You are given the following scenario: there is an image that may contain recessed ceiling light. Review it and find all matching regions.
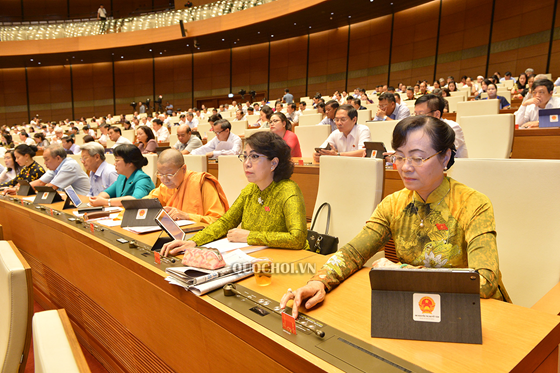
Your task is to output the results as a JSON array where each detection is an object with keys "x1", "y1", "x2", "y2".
[{"x1": 30, "y1": 58, "x2": 33, "y2": 61}]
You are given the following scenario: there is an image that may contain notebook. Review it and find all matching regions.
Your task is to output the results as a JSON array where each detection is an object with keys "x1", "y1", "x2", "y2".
[{"x1": 369, "y1": 267, "x2": 482, "y2": 344}]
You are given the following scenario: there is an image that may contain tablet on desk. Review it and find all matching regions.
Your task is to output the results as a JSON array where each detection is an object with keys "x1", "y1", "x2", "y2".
[
  {"x1": 155, "y1": 209, "x2": 187, "y2": 241},
  {"x1": 364, "y1": 142, "x2": 386, "y2": 158},
  {"x1": 538, "y1": 108, "x2": 560, "y2": 128}
]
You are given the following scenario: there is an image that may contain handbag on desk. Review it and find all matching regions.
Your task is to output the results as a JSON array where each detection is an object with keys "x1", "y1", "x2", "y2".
[{"x1": 307, "y1": 202, "x2": 339, "y2": 255}]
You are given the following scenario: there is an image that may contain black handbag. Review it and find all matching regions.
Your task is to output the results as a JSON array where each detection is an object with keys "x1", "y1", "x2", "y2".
[{"x1": 307, "y1": 202, "x2": 339, "y2": 255}]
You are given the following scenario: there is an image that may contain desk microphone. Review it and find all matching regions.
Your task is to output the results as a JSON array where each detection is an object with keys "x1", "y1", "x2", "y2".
[{"x1": 223, "y1": 283, "x2": 325, "y2": 338}]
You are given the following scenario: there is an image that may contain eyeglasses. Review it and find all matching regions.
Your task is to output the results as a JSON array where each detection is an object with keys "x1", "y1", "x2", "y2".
[
  {"x1": 270, "y1": 119, "x2": 282, "y2": 124},
  {"x1": 414, "y1": 110, "x2": 435, "y2": 116},
  {"x1": 156, "y1": 168, "x2": 182, "y2": 180},
  {"x1": 390, "y1": 151, "x2": 442, "y2": 167},
  {"x1": 334, "y1": 117, "x2": 350, "y2": 123},
  {"x1": 238, "y1": 154, "x2": 268, "y2": 163}
]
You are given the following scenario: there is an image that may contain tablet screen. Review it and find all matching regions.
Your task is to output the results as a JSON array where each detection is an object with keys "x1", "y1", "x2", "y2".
[
  {"x1": 156, "y1": 210, "x2": 184, "y2": 240},
  {"x1": 64, "y1": 186, "x2": 82, "y2": 206}
]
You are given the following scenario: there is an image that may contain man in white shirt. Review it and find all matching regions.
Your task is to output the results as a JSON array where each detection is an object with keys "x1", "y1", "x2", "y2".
[
  {"x1": 97, "y1": 124, "x2": 109, "y2": 146},
  {"x1": 108, "y1": 126, "x2": 133, "y2": 148},
  {"x1": 191, "y1": 119, "x2": 242, "y2": 158},
  {"x1": 97, "y1": 5, "x2": 107, "y2": 20},
  {"x1": 414, "y1": 95, "x2": 468, "y2": 158},
  {"x1": 313, "y1": 104, "x2": 371, "y2": 162},
  {"x1": 374, "y1": 92, "x2": 411, "y2": 121},
  {"x1": 51, "y1": 128, "x2": 64, "y2": 145},
  {"x1": 80, "y1": 142, "x2": 118, "y2": 197},
  {"x1": 232, "y1": 110, "x2": 246, "y2": 122},
  {"x1": 516, "y1": 79, "x2": 560, "y2": 128},
  {"x1": 286, "y1": 103, "x2": 300, "y2": 125},
  {"x1": 318, "y1": 100, "x2": 338, "y2": 132},
  {"x1": 185, "y1": 112, "x2": 199, "y2": 129},
  {"x1": 152, "y1": 119, "x2": 170, "y2": 142}
]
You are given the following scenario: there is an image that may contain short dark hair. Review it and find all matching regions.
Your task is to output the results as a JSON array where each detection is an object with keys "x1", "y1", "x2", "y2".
[
  {"x1": 20, "y1": 131, "x2": 29, "y2": 138},
  {"x1": 415, "y1": 94, "x2": 445, "y2": 115},
  {"x1": 392, "y1": 116, "x2": 456, "y2": 169},
  {"x1": 113, "y1": 144, "x2": 149, "y2": 170},
  {"x1": 137, "y1": 125, "x2": 155, "y2": 141},
  {"x1": 245, "y1": 131, "x2": 293, "y2": 182},
  {"x1": 83, "y1": 135, "x2": 95, "y2": 143},
  {"x1": 378, "y1": 92, "x2": 396, "y2": 103},
  {"x1": 213, "y1": 119, "x2": 232, "y2": 131},
  {"x1": 337, "y1": 104, "x2": 357, "y2": 121},
  {"x1": 353, "y1": 98, "x2": 361, "y2": 106},
  {"x1": 152, "y1": 118, "x2": 163, "y2": 127},
  {"x1": 301, "y1": 101, "x2": 307, "y2": 106},
  {"x1": 62, "y1": 136, "x2": 74, "y2": 144},
  {"x1": 33, "y1": 132, "x2": 45, "y2": 141},
  {"x1": 109, "y1": 126, "x2": 122, "y2": 135},
  {"x1": 289, "y1": 103, "x2": 297, "y2": 110},
  {"x1": 325, "y1": 100, "x2": 339, "y2": 110},
  {"x1": 533, "y1": 79, "x2": 554, "y2": 93},
  {"x1": 271, "y1": 112, "x2": 292, "y2": 131},
  {"x1": 284, "y1": 88, "x2": 290, "y2": 93},
  {"x1": 208, "y1": 114, "x2": 222, "y2": 123}
]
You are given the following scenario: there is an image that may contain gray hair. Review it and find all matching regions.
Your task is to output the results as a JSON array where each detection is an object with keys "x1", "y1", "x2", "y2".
[
  {"x1": 45, "y1": 144, "x2": 67, "y2": 159},
  {"x1": 79, "y1": 142, "x2": 106, "y2": 161}
]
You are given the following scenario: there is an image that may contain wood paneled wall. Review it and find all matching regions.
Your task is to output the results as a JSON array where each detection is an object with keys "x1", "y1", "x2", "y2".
[{"x1": 1, "y1": 0, "x2": 559, "y2": 125}]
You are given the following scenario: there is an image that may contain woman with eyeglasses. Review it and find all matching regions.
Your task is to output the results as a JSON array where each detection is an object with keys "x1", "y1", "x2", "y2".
[
  {"x1": 89, "y1": 144, "x2": 155, "y2": 207},
  {"x1": 162, "y1": 131, "x2": 309, "y2": 257},
  {"x1": 269, "y1": 112, "x2": 302, "y2": 157},
  {"x1": 280, "y1": 115, "x2": 510, "y2": 318}
]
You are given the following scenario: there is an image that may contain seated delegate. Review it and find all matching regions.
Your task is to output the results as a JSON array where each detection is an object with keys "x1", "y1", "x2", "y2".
[
  {"x1": 148, "y1": 149, "x2": 229, "y2": 225},
  {"x1": 136, "y1": 125, "x2": 158, "y2": 154},
  {"x1": 0, "y1": 150, "x2": 19, "y2": 185},
  {"x1": 281, "y1": 116, "x2": 511, "y2": 318},
  {"x1": 30, "y1": 145, "x2": 90, "y2": 195},
  {"x1": 89, "y1": 144, "x2": 155, "y2": 207},
  {"x1": 0, "y1": 144, "x2": 45, "y2": 193},
  {"x1": 162, "y1": 131, "x2": 309, "y2": 256},
  {"x1": 313, "y1": 104, "x2": 371, "y2": 162},
  {"x1": 269, "y1": 112, "x2": 302, "y2": 157}
]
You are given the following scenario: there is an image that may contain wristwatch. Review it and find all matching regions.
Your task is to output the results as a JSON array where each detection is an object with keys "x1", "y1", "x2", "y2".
[
  {"x1": 383, "y1": 115, "x2": 388, "y2": 121},
  {"x1": 108, "y1": 199, "x2": 111, "y2": 207}
]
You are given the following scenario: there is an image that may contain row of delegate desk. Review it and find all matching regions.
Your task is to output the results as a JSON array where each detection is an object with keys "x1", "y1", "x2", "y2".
[{"x1": 1, "y1": 189, "x2": 559, "y2": 372}]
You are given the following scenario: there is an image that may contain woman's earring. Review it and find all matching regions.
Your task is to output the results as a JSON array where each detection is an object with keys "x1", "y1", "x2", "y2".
[{"x1": 444, "y1": 166, "x2": 448, "y2": 171}]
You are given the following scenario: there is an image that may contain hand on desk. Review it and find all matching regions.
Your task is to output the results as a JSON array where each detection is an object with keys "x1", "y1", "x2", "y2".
[
  {"x1": 164, "y1": 206, "x2": 189, "y2": 221},
  {"x1": 2, "y1": 187, "x2": 16, "y2": 195},
  {"x1": 279, "y1": 280, "x2": 326, "y2": 319},
  {"x1": 226, "y1": 228, "x2": 249, "y2": 242},
  {"x1": 161, "y1": 239, "x2": 196, "y2": 257},
  {"x1": 89, "y1": 196, "x2": 108, "y2": 207}
]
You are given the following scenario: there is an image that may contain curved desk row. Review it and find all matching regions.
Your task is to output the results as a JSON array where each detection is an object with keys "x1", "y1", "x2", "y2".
[{"x1": 0, "y1": 196, "x2": 559, "y2": 373}]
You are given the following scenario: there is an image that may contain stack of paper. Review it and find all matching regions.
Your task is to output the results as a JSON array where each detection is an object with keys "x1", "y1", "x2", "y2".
[{"x1": 165, "y1": 249, "x2": 255, "y2": 296}]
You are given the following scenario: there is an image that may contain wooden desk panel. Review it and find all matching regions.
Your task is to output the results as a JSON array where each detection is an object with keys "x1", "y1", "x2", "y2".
[
  {"x1": 1, "y1": 198, "x2": 559, "y2": 372},
  {"x1": 511, "y1": 128, "x2": 560, "y2": 159}
]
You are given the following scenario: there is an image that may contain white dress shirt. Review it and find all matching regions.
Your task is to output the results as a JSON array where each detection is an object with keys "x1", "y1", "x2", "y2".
[
  {"x1": 514, "y1": 96, "x2": 560, "y2": 125},
  {"x1": 155, "y1": 126, "x2": 170, "y2": 142},
  {"x1": 191, "y1": 132, "x2": 242, "y2": 158},
  {"x1": 374, "y1": 103, "x2": 411, "y2": 121},
  {"x1": 319, "y1": 124, "x2": 371, "y2": 153}
]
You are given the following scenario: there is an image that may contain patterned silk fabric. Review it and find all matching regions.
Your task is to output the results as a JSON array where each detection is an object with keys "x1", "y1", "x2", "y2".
[
  {"x1": 311, "y1": 177, "x2": 510, "y2": 302},
  {"x1": 0, "y1": 161, "x2": 45, "y2": 188},
  {"x1": 191, "y1": 179, "x2": 310, "y2": 250}
]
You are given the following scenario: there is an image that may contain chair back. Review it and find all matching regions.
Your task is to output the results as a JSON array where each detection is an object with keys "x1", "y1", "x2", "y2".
[
  {"x1": 143, "y1": 154, "x2": 158, "y2": 184},
  {"x1": 218, "y1": 155, "x2": 248, "y2": 205},
  {"x1": 357, "y1": 109, "x2": 372, "y2": 124},
  {"x1": 34, "y1": 155, "x2": 47, "y2": 170},
  {"x1": 294, "y1": 125, "x2": 331, "y2": 158},
  {"x1": 459, "y1": 114, "x2": 514, "y2": 158},
  {"x1": 244, "y1": 128, "x2": 270, "y2": 139},
  {"x1": 365, "y1": 121, "x2": 398, "y2": 152},
  {"x1": 121, "y1": 130, "x2": 135, "y2": 144},
  {"x1": 33, "y1": 309, "x2": 91, "y2": 373},
  {"x1": 246, "y1": 115, "x2": 260, "y2": 126},
  {"x1": 456, "y1": 99, "x2": 500, "y2": 124},
  {"x1": 168, "y1": 134, "x2": 178, "y2": 148},
  {"x1": 448, "y1": 159, "x2": 560, "y2": 307},
  {"x1": 0, "y1": 241, "x2": 33, "y2": 373},
  {"x1": 312, "y1": 157, "x2": 384, "y2": 248},
  {"x1": 183, "y1": 155, "x2": 207, "y2": 172},
  {"x1": 197, "y1": 123, "x2": 212, "y2": 140},
  {"x1": 444, "y1": 95, "x2": 465, "y2": 113},
  {"x1": 230, "y1": 121, "x2": 248, "y2": 136},
  {"x1": 299, "y1": 113, "x2": 323, "y2": 126}
]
